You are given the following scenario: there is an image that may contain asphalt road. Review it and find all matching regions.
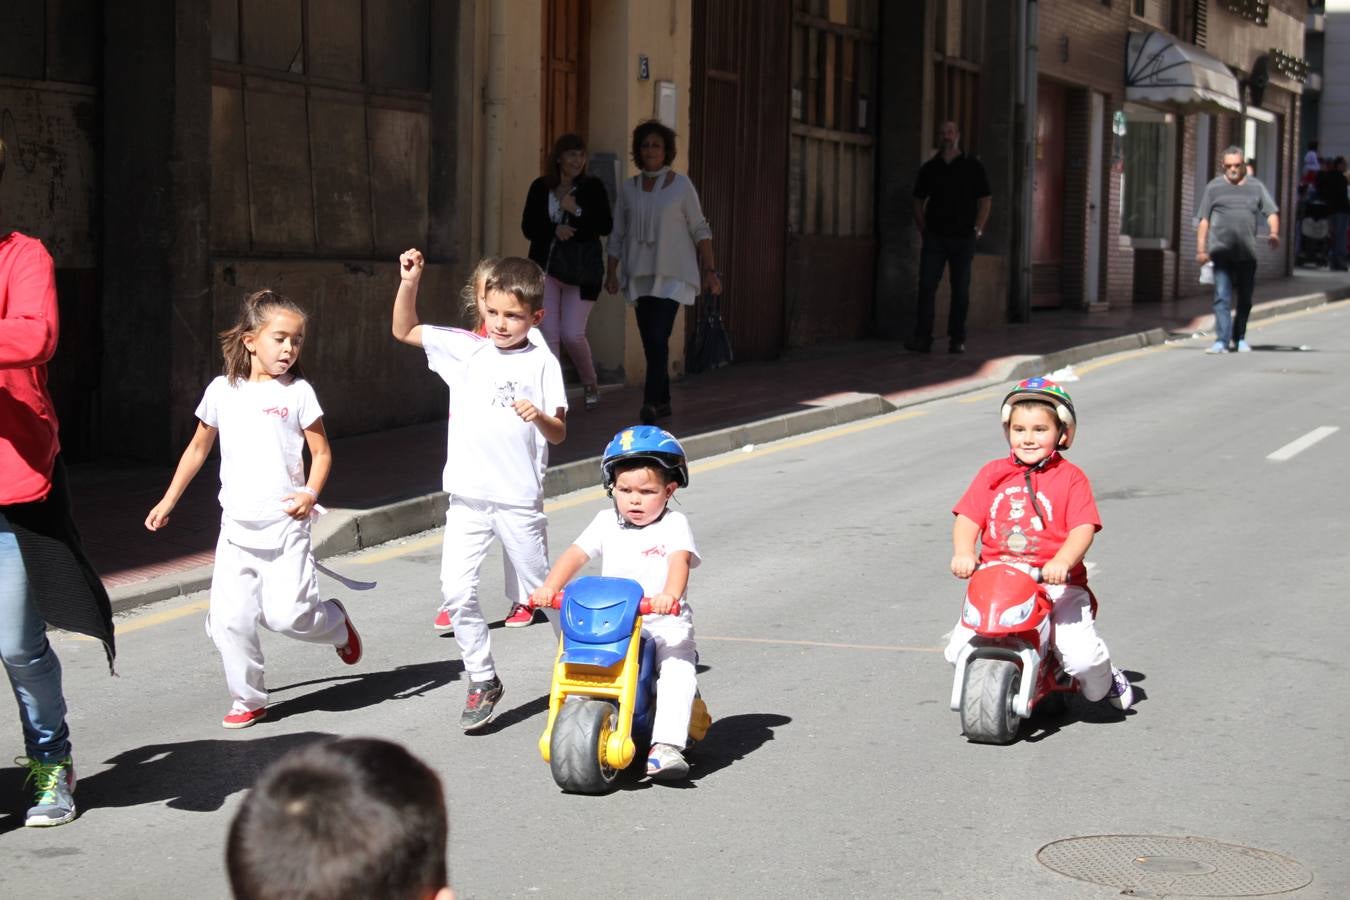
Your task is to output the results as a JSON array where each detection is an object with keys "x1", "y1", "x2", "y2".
[{"x1": 3, "y1": 303, "x2": 1347, "y2": 899}]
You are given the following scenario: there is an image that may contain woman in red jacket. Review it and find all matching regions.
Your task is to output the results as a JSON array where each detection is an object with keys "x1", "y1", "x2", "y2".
[{"x1": 1, "y1": 138, "x2": 114, "y2": 827}]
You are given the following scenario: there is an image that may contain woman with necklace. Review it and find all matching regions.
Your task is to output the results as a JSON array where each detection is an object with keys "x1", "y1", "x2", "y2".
[
  {"x1": 522, "y1": 133, "x2": 613, "y2": 409},
  {"x1": 605, "y1": 120, "x2": 721, "y2": 425}
]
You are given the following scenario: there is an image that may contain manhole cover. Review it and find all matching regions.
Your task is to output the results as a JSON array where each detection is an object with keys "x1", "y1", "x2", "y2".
[{"x1": 1037, "y1": 835, "x2": 1312, "y2": 897}]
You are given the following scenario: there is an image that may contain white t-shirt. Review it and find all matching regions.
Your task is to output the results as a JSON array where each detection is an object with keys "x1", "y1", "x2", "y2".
[
  {"x1": 423, "y1": 326, "x2": 567, "y2": 506},
  {"x1": 573, "y1": 508, "x2": 701, "y2": 610},
  {"x1": 195, "y1": 375, "x2": 322, "y2": 535}
]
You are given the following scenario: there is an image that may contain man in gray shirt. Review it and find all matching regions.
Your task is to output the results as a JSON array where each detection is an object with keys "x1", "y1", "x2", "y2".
[{"x1": 1196, "y1": 145, "x2": 1280, "y2": 354}]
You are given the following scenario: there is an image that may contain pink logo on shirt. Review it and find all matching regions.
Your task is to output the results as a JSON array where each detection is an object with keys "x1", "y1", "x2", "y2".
[
  {"x1": 640, "y1": 545, "x2": 667, "y2": 558},
  {"x1": 262, "y1": 406, "x2": 290, "y2": 420}
]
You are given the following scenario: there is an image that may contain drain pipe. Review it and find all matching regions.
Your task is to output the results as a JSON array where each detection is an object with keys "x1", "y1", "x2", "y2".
[
  {"x1": 482, "y1": 0, "x2": 507, "y2": 256},
  {"x1": 1013, "y1": 0, "x2": 1039, "y2": 323}
]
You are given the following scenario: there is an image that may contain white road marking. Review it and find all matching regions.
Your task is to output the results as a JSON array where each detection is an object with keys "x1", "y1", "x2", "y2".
[{"x1": 1267, "y1": 426, "x2": 1339, "y2": 462}]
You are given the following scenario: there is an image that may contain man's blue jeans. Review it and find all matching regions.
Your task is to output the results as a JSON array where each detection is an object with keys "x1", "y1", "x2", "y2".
[
  {"x1": 0, "y1": 510, "x2": 71, "y2": 762},
  {"x1": 915, "y1": 234, "x2": 976, "y2": 345},
  {"x1": 1212, "y1": 259, "x2": 1257, "y2": 347}
]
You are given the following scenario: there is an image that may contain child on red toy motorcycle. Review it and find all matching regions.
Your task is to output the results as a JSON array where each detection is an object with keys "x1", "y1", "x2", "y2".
[{"x1": 944, "y1": 378, "x2": 1133, "y2": 710}]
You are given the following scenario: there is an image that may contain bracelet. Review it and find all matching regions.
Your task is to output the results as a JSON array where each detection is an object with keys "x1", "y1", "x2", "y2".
[{"x1": 296, "y1": 486, "x2": 318, "y2": 498}]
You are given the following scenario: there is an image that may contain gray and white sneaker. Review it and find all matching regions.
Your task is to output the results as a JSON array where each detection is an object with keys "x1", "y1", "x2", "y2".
[
  {"x1": 646, "y1": 742, "x2": 690, "y2": 780},
  {"x1": 19, "y1": 756, "x2": 77, "y2": 827},
  {"x1": 1107, "y1": 667, "x2": 1134, "y2": 711},
  {"x1": 460, "y1": 677, "x2": 504, "y2": 731}
]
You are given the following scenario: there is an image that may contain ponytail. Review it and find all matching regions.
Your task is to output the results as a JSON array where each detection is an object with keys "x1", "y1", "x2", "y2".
[{"x1": 219, "y1": 289, "x2": 308, "y2": 385}]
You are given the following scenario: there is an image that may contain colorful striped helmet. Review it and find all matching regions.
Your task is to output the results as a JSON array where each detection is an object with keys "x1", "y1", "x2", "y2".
[
  {"x1": 601, "y1": 425, "x2": 690, "y2": 489},
  {"x1": 1000, "y1": 377, "x2": 1077, "y2": 449}
]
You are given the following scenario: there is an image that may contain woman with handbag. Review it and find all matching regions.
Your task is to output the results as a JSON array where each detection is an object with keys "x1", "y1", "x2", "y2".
[
  {"x1": 522, "y1": 133, "x2": 612, "y2": 409},
  {"x1": 605, "y1": 120, "x2": 721, "y2": 425}
]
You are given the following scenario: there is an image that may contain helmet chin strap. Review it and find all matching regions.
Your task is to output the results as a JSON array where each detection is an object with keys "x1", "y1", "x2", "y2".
[
  {"x1": 614, "y1": 501, "x2": 670, "y2": 529},
  {"x1": 1012, "y1": 450, "x2": 1058, "y2": 531}
]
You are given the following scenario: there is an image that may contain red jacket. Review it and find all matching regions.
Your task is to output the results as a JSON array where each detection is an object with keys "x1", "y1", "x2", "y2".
[{"x1": 0, "y1": 232, "x2": 60, "y2": 505}]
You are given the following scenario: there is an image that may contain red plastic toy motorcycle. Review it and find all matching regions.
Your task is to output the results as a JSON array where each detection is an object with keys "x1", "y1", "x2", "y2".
[{"x1": 947, "y1": 563, "x2": 1096, "y2": 744}]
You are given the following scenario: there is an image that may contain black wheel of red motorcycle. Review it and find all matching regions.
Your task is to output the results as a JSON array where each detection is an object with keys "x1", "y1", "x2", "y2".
[{"x1": 960, "y1": 658, "x2": 1023, "y2": 744}]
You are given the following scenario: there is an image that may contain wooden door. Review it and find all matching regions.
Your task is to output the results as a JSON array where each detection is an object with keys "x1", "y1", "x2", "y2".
[
  {"x1": 541, "y1": 0, "x2": 589, "y2": 169},
  {"x1": 690, "y1": 0, "x2": 790, "y2": 361}
]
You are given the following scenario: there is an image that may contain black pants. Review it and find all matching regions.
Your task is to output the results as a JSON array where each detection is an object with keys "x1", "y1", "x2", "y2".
[
  {"x1": 915, "y1": 234, "x2": 976, "y2": 345},
  {"x1": 635, "y1": 296, "x2": 680, "y2": 406}
]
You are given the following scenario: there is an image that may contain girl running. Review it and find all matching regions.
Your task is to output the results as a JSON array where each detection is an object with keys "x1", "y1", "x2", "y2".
[{"x1": 146, "y1": 289, "x2": 361, "y2": 729}]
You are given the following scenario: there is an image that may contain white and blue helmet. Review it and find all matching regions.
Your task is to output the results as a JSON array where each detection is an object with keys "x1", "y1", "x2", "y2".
[{"x1": 600, "y1": 426, "x2": 690, "y2": 489}]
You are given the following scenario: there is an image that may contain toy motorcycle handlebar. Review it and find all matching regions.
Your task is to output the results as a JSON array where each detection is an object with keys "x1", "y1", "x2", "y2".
[
  {"x1": 530, "y1": 591, "x2": 680, "y2": 617},
  {"x1": 978, "y1": 563, "x2": 1043, "y2": 583}
]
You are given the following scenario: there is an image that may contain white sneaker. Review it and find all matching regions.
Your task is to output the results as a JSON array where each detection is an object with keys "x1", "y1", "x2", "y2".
[
  {"x1": 1236, "y1": 340, "x2": 1252, "y2": 353},
  {"x1": 646, "y1": 742, "x2": 690, "y2": 780},
  {"x1": 1107, "y1": 667, "x2": 1134, "y2": 711},
  {"x1": 1205, "y1": 341, "x2": 1228, "y2": 354}
]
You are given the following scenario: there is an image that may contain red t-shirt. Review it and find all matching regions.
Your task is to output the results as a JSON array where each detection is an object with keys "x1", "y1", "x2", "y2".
[
  {"x1": 0, "y1": 232, "x2": 60, "y2": 505},
  {"x1": 953, "y1": 453, "x2": 1102, "y2": 586}
]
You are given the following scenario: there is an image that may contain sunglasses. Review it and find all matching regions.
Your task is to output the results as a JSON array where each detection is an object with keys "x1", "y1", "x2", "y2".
[{"x1": 1223, "y1": 163, "x2": 1245, "y2": 169}]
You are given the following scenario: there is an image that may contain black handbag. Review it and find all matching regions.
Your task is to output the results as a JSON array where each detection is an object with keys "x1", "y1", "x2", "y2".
[
  {"x1": 543, "y1": 196, "x2": 605, "y2": 291},
  {"x1": 688, "y1": 290, "x2": 734, "y2": 373}
]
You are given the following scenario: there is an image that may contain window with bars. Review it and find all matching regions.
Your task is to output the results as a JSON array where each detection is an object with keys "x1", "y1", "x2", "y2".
[
  {"x1": 788, "y1": 0, "x2": 879, "y2": 238},
  {"x1": 932, "y1": 0, "x2": 983, "y2": 155}
]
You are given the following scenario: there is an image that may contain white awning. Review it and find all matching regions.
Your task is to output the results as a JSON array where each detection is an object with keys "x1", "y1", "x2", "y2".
[{"x1": 1125, "y1": 31, "x2": 1243, "y2": 114}]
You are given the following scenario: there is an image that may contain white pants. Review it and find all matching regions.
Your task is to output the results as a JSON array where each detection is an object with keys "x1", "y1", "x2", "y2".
[
  {"x1": 439, "y1": 496, "x2": 556, "y2": 681},
  {"x1": 943, "y1": 583, "x2": 1113, "y2": 701},
  {"x1": 208, "y1": 522, "x2": 348, "y2": 711},
  {"x1": 644, "y1": 607, "x2": 699, "y2": 747},
  {"x1": 436, "y1": 553, "x2": 526, "y2": 614}
]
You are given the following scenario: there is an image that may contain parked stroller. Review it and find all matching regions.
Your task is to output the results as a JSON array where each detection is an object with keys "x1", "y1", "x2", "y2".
[{"x1": 1297, "y1": 197, "x2": 1331, "y2": 268}]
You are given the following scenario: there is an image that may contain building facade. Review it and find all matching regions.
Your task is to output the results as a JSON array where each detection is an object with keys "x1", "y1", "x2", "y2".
[{"x1": 0, "y1": 0, "x2": 1309, "y2": 464}]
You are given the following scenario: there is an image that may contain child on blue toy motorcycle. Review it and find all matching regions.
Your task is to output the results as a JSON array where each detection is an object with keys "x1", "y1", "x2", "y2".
[{"x1": 530, "y1": 426, "x2": 701, "y2": 780}]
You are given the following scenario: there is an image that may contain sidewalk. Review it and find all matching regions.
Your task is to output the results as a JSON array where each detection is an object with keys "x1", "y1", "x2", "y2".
[{"x1": 75, "y1": 269, "x2": 1349, "y2": 611}]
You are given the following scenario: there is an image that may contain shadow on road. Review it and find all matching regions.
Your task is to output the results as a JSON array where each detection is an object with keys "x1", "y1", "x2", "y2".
[
  {"x1": 0, "y1": 730, "x2": 335, "y2": 833},
  {"x1": 266, "y1": 659, "x2": 464, "y2": 723},
  {"x1": 1023, "y1": 668, "x2": 1146, "y2": 743},
  {"x1": 466, "y1": 693, "x2": 551, "y2": 735},
  {"x1": 616, "y1": 711, "x2": 794, "y2": 791}
]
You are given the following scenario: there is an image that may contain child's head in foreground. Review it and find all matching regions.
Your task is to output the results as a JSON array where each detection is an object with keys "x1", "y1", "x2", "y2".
[
  {"x1": 480, "y1": 257, "x2": 545, "y2": 349},
  {"x1": 227, "y1": 737, "x2": 453, "y2": 900},
  {"x1": 600, "y1": 426, "x2": 690, "y2": 527},
  {"x1": 999, "y1": 377, "x2": 1077, "y2": 466}
]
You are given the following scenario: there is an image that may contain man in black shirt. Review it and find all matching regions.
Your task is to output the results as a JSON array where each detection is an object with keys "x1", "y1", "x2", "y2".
[
  {"x1": 909, "y1": 121, "x2": 991, "y2": 354},
  {"x1": 1315, "y1": 156, "x2": 1349, "y2": 271}
]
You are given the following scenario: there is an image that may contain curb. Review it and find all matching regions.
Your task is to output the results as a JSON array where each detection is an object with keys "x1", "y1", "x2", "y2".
[{"x1": 106, "y1": 288, "x2": 1347, "y2": 615}]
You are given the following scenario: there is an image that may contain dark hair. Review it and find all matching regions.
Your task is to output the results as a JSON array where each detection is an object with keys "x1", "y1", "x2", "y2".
[
  {"x1": 0, "y1": 137, "x2": 7, "y2": 182},
  {"x1": 219, "y1": 290, "x2": 309, "y2": 385},
  {"x1": 630, "y1": 119, "x2": 677, "y2": 170},
  {"x1": 484, "y1": 256, "x2": 545, "y2": 313},
  {"x1": 610, "y1": 457, "x2": 678, "y2": 486},
  {"x1": 227, "y1": 738, "x2": 448, "y2": 900},
  {"x1": 545, "y1": 133, "x2": 588, "y2": 188}
]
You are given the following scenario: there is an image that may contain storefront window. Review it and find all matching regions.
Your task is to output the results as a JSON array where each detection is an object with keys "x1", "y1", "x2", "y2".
[
  {"x1": 1121, "y1": 105, "x2": 1176, "y2": 244},
  {"x1": 1242, "y1": 109, "x2": 1280, "y2": 202}
]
